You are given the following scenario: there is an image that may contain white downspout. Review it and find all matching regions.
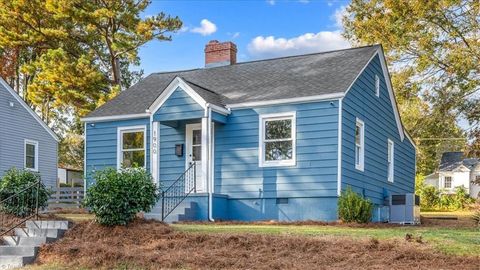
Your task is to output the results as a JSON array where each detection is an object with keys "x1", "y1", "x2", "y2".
[{"x1": 207, "y1": 105, "x2": 215, "y2": 222}]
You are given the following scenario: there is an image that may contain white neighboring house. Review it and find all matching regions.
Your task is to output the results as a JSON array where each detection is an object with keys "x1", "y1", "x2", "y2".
[
  {"x1": 57, "y1": 166, "x2": 84, "y2": 187},
  {"x1": 425, "y1": 152, "x2": 480, "y2": 198}
]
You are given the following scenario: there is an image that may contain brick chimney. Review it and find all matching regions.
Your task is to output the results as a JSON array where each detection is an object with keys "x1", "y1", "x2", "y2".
[{"x1": 204, "y1": 40, "x2": 237, "y2": 67}]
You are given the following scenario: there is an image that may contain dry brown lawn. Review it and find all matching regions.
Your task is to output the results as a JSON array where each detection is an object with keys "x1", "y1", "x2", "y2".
[{"x1": 34, "y1": 218, "x2": 480, "y2": 270}]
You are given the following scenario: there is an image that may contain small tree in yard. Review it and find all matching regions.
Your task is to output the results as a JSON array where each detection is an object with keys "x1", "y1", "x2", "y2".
[
  {"x1": 84, "y1": 168, "x2": 159, "y2": 226},
  {"x1": 338, "y1": 187, "x2": 373, "y2": 223},
  {"x1": 0, "y1": 168, "x2": 50, "y2": 217}
]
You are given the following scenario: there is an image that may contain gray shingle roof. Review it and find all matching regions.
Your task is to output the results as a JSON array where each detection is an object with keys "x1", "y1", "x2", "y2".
[
  {"x1": 86, "y1": 45, "x2": 380, "y2": 118},
  {"x1": 439, "y1": 152, "x2": 479, "y2": 171}
]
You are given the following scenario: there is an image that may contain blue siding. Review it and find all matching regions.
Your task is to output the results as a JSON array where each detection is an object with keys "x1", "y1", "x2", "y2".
[
  {"x1": 153, "y1": 87, "x2": 204, "y2": 122},
  {"x1": 158, "y1": 122, "x2": 187, "y2": 189},
  {"x1": 228, "y1": 197, "x2": 338, "y2": 221},
  {"x1": 214, "y1": 101, "x2": 340, "y2": 199},
  {"x1": 341, "y1": 55, "x2": 416, "y2": 205},
  {"x1": 212, "y1": 111, "x2": 227, "y2": 124},
  {"x1": 85, "y1": 118, "x2": 150, "y2": 187}
]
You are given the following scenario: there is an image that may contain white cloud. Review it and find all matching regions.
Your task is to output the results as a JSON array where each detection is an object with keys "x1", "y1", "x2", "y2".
[
  {"x1": 298, "y1": 0, "x2": 310, "y2": 3},
  {"x1": 179, "y1": 26, "x2": 189, "y2": 33},
  {"x1": 267, "y1": 0, "x2": 275, "y2": 5},
  {"x1": 231, "y1": 32, "x2": 240, "y2": 39},
  {"x1": 191, "y1": 19, "x2": 217, "y2": 36},
  {"x1": 332, "y1": 5, "x2": 347, "y2": 29},
  {"x1": 248, "y1": 31, "x2": 350, "y2": 58}
]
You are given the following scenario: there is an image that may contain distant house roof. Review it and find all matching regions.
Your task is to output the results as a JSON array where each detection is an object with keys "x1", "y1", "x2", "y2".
[
  {"x1": 439, "y1": 152, "x2": 479, "y2": 172},
  {"x1": 86, "y1": 45, "x2": 380, "y2": 118}
]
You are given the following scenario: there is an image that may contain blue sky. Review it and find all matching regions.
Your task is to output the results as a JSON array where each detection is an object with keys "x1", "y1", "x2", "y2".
[{"x1": 138, "y1": 0, "x2": 351, "y2": 75}]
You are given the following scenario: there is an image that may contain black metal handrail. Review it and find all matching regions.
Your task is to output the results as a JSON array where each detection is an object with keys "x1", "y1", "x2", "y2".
[
  {"x1": 161, "y1": 162, "x2": 196, "y2": 221},
  {"x1": 0, "y1": 180, "x2": 41, "y2": 236}
]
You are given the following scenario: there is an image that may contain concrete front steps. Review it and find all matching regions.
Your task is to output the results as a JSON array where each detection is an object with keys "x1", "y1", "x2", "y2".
[
  {"x1": 0, "y1": 220, "x2": 69, "y2": 270},
  {"x1": 145, "y1": 201, "x2": 200, "y2": 223}
]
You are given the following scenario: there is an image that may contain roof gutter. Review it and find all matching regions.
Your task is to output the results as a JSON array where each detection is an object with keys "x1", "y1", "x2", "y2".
[
  {"x1": 226, "y1": 92, "x2": 345, "y2": 109},
  {"x1": 80, "y1": 113, "x2": 151, "y2": 123}
]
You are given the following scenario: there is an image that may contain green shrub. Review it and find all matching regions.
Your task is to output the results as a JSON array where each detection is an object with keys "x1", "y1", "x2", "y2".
[
  {"x1": 0, "y1": 168, "x2": 50, "y2": 217},
  {"x1": 417, "y1": 183, "x2": 475, "y2": 211},
  {"x1": 452, "y1": 186, "x2": 475, "y2": 210},
  {"x1": 338, "y1": 187, "x2": 373, "y2": 223},
  {"x1": 472, "y1": 204, "x2": 480, "y2": 227},
  {"x1": 417, "y1": 185, "x2": 440, "y2": 210},
  {"x1": 84, "y1": 168, "x2": 159, "y2": 226}
]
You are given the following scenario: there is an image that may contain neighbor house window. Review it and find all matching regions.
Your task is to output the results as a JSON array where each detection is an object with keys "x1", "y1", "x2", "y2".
[
  {"x1": 387, "y1": 139, "x2": 394, "y2": 182},
  {"x1": 117, "y1": 126, "x2": 146, "y2": 169},
  {"x1": 259, "y1": 112, "x2": 296, "y2": 167},
  {"x1": 24, "y1": 140, "x2": 38, "y2": 171},
  {"x1": 355, "y1": 118, "x2": 365, "y2": 171},
  {"x1": 375, "y1": 75, "x2": 380, "y2": 97},
  {"x1": 444, "y1": 176, "x2": 452, "y2": 189}
]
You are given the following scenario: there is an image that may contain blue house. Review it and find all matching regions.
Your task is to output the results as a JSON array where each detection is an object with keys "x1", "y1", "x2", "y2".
[{"x1": 82, "y1": 41, "x2": 416, "y2": 222}]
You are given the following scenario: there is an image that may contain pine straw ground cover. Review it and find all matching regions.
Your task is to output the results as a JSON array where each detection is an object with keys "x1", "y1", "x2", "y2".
[{"x1": 33, "y1": 219, "x2": 480, "y2": 270}]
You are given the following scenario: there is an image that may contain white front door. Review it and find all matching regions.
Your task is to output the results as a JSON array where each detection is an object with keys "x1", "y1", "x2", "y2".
[{"x1": 186, "y1": 123, "x2": 204, "y2": 193}]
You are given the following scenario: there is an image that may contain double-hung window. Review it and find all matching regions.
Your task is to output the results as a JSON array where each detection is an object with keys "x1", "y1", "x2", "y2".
[
  {"x1": 24, "y1": 139, "x2": 38, "y2": 171},
  {"x1": 259, "y1": 112, "x2": 296, "y2": 167},
  {"x1": 375, "y1": 75, "x2": 380, "y2": 97},
  {"x1": 387, "y1": 139, "x2": 394, "y2": 182},
  {"x1": 118, "y1": 126, "x2": 146, "y2": 169},
  {"x1": 444, "y1": 176, "x2": 452, "y2": 189},
  {"x1": 355, "y1": 118, "x2": 365, "y2": 171}
]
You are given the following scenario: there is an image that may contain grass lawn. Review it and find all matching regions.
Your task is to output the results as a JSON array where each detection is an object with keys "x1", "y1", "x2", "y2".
[{"x1": 173, "y1": 223, "x2": 479, "y2": 256}]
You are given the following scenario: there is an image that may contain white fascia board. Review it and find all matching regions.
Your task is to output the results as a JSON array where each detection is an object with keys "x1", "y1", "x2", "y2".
[
  {"x1": 147, "y1": 76, "x2": 207, "y2": 114},
  {"x1": 377, "y1": 48, "x2": 405, "y2": 142},
  {"x1": 81, "y1": 113, "x2": 150, "y2": 123},
  {"x1": 343, "y1": 47, "x2": 405, "y2": 142},
  {"x1": 208, "y1": 103, "x2": 230, "y2": 115},
  {"x1": 404, "y1": 130, "x2": 417, "y2": 150},
  {"x1": 226, "y1": 93, "x2": 344, "y2": 109},
  {"x1": 0, "y1": 77, "x2": 60, "y2": 142}
]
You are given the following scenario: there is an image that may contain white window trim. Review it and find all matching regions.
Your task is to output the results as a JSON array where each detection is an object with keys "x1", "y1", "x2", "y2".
[
  {"x1": 117, "y1": 125, "x2": 147, "y2": 170},
  {"x1": 259, "y1": 112, "x2": 296, "y2": 167},
  {"x1": 24, "y1": 139, "x2": 39, "y2": 172},
  {"x1": 443, "y1": 176, "x2": 453, "y2": 189},
  {"x1": 375, "y1": 75, "x2": 380, "y2": 97},
  {"x1": 387, "y1": 139, "x2": 394, "y2": 182},
  {"x1": 355, "y1": 118, "x2": 365, "y2": 171}
]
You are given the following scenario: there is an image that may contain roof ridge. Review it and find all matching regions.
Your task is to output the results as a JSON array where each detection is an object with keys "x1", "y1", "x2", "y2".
[{"x1": 150, "y1": 44, "x2": 380, "y2": 75}]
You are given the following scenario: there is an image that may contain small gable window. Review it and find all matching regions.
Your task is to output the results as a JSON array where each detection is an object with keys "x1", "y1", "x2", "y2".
[
  {"x1": 375, "y1": 75, "x2": 380, "y2": 97},
  {"x1": 259, "y1": 112, "x2": 296, "y2": 167},
  {"x1": 118, "y1": 126, "x2": 146, "y2": 169},
  {"x1": 355, "y1": 118, "x2": 365, "y2": 171},
  {"x1": 24, "y1": 140, "x2": 38, "y2": 171},
  {"x1": 444, "y1": 176, "x2": 452, "y2": 189},
  {"x1": 387, "y1": 139, "x2": 394, "y2": 182}
]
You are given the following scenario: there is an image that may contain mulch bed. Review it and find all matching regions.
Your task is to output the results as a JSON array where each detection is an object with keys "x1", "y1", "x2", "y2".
[{"x1": 36, "y1": 218, "x2": 480, "y2": 270}]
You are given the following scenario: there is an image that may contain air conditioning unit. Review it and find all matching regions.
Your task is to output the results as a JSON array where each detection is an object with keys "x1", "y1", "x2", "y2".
[{"x1": 389, "y1": 193, "x2": 420, "y2": 224}]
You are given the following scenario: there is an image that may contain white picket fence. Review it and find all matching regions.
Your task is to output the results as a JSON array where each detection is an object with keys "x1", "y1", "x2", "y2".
[{"x1": 48, "y1": 187, "x2": 84, "y2": 209}]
